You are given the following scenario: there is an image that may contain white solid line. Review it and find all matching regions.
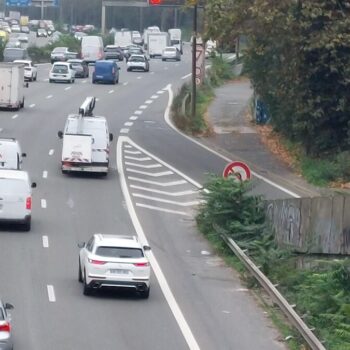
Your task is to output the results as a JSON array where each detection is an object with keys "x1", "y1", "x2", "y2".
[
  {"x1": 46, "y1": 95, "x2": 53, "y2": 99},
  {"x1": 129, "y1": 116, "x2": 138, "y2": 121},
  {"x1": 49, "y1": 149, "x2": 54, "y2": 156},
  {"x1": 64, "y1": 87, "x2": 71, "y2": 91},
  {"x1": 124, "y1": 122, "x2": 133, "y2": 127},
  {"x1": 123, "y1": 82, "x2": 128, "y2": 86},
  {"x1": 125, "y1": 144, "x2": 132, "y2": 148},
  {"x1": 181, "y1": 73, "x2": 192, "y2": 80},
  {"x1": 120, "y1": 128, "x2": 129, "y2": 134},
  {"x1": 42, "y1": 235, "x2": 49, "y2": 248},
  {"x1": 41, "y1": 199, "x2": 47, "y2": 208},
  {"x1": 125, "y1": 162, "x2": 162, "y2": 169},
  {"x1": 47, "y1": 285, "x2": 56, "y2": 302},
  {"x1": 145, "y1": 100, "x2": 153, "y2": 104},
  {"x1": 131, "y1": 185, "x2": 197, "y2": 196},
  {"x1": 126, "y1": 168, "x2": 173, "y2": 177},
  {"x1": 125, "y1": 150, "x2": 142, "y2": 155},
  {"x1": 128, "y1": 177, "x2": 187, "y2": 187},
  {"x1": 117, "y1": 137, "x2": 201, "y2": 350},
  {"x1": 125, "y1": 156, "x2": 151, "y2": 161},
  {"x1": 139, "y1": 105, "x2": 147, "y2": 109},
  {"x1": 134, "y1": 110, "x2": 143, "y2": 115},
  {"x1": 29, "y1": 103, "x2": 35, "y2": 108},
  {"x1": 108, "y1": 90, "x2": 114, "y2": 94},
  {"x1": 43, "y1": 171, "x2": 48, "y2": 178},
  {"x1": 12, "y1": 114, "x2": 18, "y2": 119},
  {"x1": 151, "y1": 95, "x2": 159, "y2": 99},
  {"x1": 136, "y1": 203, "x2": 190, "y2": 216},
  {"x1": 132, "y1": 193, "x2": 200, "y2": 206},
  {"x1": 163, "y1": 85, "x2": 301, "y2": 198}
]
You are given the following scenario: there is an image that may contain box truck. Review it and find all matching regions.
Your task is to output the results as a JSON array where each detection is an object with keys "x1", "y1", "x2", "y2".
[
  {"x1": 0, "y1": 63, "x2": 26, "y2": 110},
  {"x1": 168, "y1": 28, "x2": 182, "y2": 54},
  {"x1": 147, "y1": 32, "x2": 169, "y2": 58}
]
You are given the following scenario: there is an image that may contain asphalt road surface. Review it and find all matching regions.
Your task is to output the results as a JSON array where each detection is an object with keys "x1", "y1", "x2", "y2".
[{"x1": 0, "y1": 45, "x2": 291, "y2": 349}]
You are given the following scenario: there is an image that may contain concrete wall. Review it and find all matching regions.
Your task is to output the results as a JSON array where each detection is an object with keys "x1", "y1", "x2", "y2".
[{"x1": 265, "y1": 196, "x2": 350, "y2": 255}]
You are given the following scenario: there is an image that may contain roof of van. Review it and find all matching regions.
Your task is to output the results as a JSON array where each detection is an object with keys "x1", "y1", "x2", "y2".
[
  {"x1": 65, "y1": 115, "x2": 107, "y2": 133},
  {"x1": 0, "y1": 169, "x2": 29, "y2": 180}
]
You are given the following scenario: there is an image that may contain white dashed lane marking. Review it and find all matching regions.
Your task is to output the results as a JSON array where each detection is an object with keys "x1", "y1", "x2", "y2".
[
  {"x1": 47, "y1": 285, "x2": 56, "y2": 302},
  {"x1": 123, "y1": 82, "x2": 128, "y2": 86},
  {"x1": 139, "y1": 105, "x2": 147, "y2": 109},
  {"x1": 129, "y1": 116, "x2": 138, "y2": 121},
  {"x1": 108, "y1": 90, "x2": 114, "y2": 94},
  {"x1": 120, "y1": 128, "x2": 129, "y2": 134},
  {"x1": 64, "y1": 87, "x2": 71, "y2": 91},
  {"x1": 46, "y1": 95, "x2": 53, "y2": 99},
  {"x1": 43, "y1": 171, "x2": 48, "y2": 178},
  {"x1": 134, "y1": 110, "x2": 143, "y2": 115},
  {"x1": 124, "y1": 122, "x2": 133, "y2": 127},
  {"x1": 12, "y1": 114, "x2": 18, "y2": 119},
  {"x1": 145, "y1": 100, "x2": 153, "y2": 104},
  {"x1": 49, "y1": 149, "x2": 54, "y2": 156},
  {"x1": 29, "y1": 104, "x2": 35, "y2": 108},
  {"x1": 42, "y1": 235, "x2": 49, "y2": 248},
  {"x1": 41, "y1": 199, "x2": 47, "y2": 208},
  {"x1": 151, "y1": 95, "x2": 159, "y2": 99}
]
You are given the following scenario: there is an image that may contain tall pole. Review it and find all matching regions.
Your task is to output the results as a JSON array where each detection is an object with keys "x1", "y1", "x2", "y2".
[
  {"x1": 41, "y1": 0, "x2": 44, "y2": 20},
  {"x1": 139, "y1": 6, "x2": 144, "y2": 32},
  {"x1": 191, "y1": 3, "x2": 197, "y2": 119},
  {"x1": 101, "y1": 3, "x2": 106, "y2": 35}
]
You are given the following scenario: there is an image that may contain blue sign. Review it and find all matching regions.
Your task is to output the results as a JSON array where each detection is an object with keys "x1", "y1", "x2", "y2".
[
  {"x1": 54, "y1": 0, "x2": 59, "y2": 6},
  {"x1": 6, "y1": 0, "x2": 32, "y2": 6}
]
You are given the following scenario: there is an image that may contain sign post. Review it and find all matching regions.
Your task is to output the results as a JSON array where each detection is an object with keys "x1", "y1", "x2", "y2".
[{"x1": 223, "y1": 161, "x2": 252, "y2": 182}]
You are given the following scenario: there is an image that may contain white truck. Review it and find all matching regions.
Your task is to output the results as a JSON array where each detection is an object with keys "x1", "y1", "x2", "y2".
[
  {"x1": 0, "y1": 63, "x2": 26, "y2": 110},
  {"x1": 147, "y1": 32, "x2": 170, "y2": 58},
  {"x1": 114, "y1": 31, "x2": 133, "y2": 49},
  {"x1": 143, "y1": 26, "x2": 160, "y2": 50},
  {"x1": 58, "y1": 97, "x2": 114, "y2": 175},
  {"x1": 168, "y1": 28, "x2": 182, "y2": 54}
]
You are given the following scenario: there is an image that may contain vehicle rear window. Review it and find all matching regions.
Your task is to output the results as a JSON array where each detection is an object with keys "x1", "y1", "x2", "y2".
[
  {"x1": 165, "y1": 48, "x2": 176, "y2": 52},
  {"x1": 0, "y1": 179, "x2": 28, "y2": 194},
  {"x1": 52, "y1": 65, "x2": 68, "y2": 73},
  {"x1": 96, "y1": 247, "x2": 144, "y2": 258},
  {"x1": 130, "y1": 56, "x2": 145, "y2": 62}
]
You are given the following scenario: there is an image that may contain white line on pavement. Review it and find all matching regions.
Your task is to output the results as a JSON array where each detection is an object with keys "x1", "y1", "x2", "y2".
[
  {"x1": 131, "y1": 185, "x2": 197, "y2": 196},
  {"x1": 43, "y1": 171, "x2": 48, "y2": 178},
  {"x1": 12, "y1": 114, "x2": 18, "y2": 119},
  {"x1": 108, "y1": 90, "x2": 114, "y2": 94},
  {"x1": 181, "y1": 73, "x2": 192, "y2": 80},
  {"x1": 139, "y1": 105, "x2": 147, "y2": 109},
  {"x1": 49, "y1": 149, "x2": 54, "y2": 156},
  {"x1": 137, "y1": 76, "x2": 142, "y2": 79},
  {"x1": 129, "y1": 116, "x2": 138, "y2": 120},
  {"x1": 46, "y1": 95, "x2": 53, "y2": 99},
  {"x1": 96, "y1": 98, "x2": 100, "y2": 101},
  {"x1": 47, "y1": 285, "x2": 56, "y2": 302},
  {"x1": 120, "y1": 128, "x2": 129, "y2": 134},
  {"x1": 29, "y1": 103, "x2": 35, "y2": 108},
  {"x1": 136, "y1": 203, "x2": 190, "y2": 216},
  {"x1": 150, "y1": 95, "x2": 159, "y2": 99},
  {"x1": 82, "y1": 80, "x2": 87, "y2": 83},
  {"x1": 150, "y1": 72, "x2": 155, "y2": 75},
  {"x1": 157, "y1": 90, "x2": 165, "y2": 94},
  {"x1": 126, "y1": 168, "x2": 173, "y2": 177},
  {"x1": 44, "y1": 78, "x2": 49, "y2": 82},
  {"x1": 117, "y1": 136, "x2": 201, "y2": 350},
  {"x1": 125, "y1": 150, "x2": 142, "y2": 155},
  {"x1": 0, "y1": 128, "x2": 3, "y2": 132},
  {"x1": 124, "y1": 122, "x2": 133, "y2": 127},
  {"x1": 134, "y1": 110, "x2": 143, "y2": 115},
  {"x1": 123, "y1": 82, "x2": 129, "y2": 86},
  {"x1": 163, "y1": 84, "x2": 301, "y2": 198},
  {"x1": 132, "y1": 193, "x2": 200, "y2": 206},
  {"x1": 125, "y1": 145, "x2": 132, "y2": 148},
  {"x1": 124, "y1": 156, "x2": 151, "y2": 161},
  {"x1": 42, "y1": 235, "x2": 49, "y2": 248},
  {"x1": 125, "y1": 162, "x2": 162, "y2": 169},
  {"x1": 64, "y1": 86, "x2": 71, "y2": 91},
  {"x1": 41, "y1": 199, "x2": 47, "y2": 208},
  {"x1": 128, "y1": 177, "x2": 187, "y2": 187},
  {"x1": 145, "y1": 100, "x2": 153, "y2": 104}
]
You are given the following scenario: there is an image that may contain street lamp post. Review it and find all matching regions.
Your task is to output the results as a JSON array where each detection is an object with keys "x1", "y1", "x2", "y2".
[{"x1": 191, "y1": 3, "x2": 197, "y2": 119}]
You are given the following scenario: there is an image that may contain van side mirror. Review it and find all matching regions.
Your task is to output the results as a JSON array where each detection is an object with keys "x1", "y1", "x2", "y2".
[
  {"x1": 78, "y1": 242, "x2": 85, "y2": 248},
  {"x1": 58, "y1": 131, "x2": 63, "y2": 139},
  {"x1": 143, "y1": 245, "x2": 151, "y2": 251},
  {"x1": 31, "y1": 182, "x2": 37, "y2": 188},
  {"x1": 22, "y1": 152, "x2": 27, "y2": 157},
  {"x1": 109, "y1": 133, "x2": 113, "y2": 142},
  {"x1": 4, "y1": 303, "x2": 14, "y2": 310}
]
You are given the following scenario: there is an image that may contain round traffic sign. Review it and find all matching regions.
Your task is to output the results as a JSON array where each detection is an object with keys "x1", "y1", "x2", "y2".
[{"x1": 223, "y1": 161, "x2": 251, "y2": 181}]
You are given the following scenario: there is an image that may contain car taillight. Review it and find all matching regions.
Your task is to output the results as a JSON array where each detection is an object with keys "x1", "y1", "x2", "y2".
[
  {"x1": 26, "y1": 197, "x2": 32, "y2": 210},
  {"x1": 0, "y1": 322, "x2": 11, "y2": 332},
  {"x1": 134, "y1": 262, "x2": 149, "y2": 267},
  {"x1": 88, "y1": 259, "x2": 106, "y2": 265}
]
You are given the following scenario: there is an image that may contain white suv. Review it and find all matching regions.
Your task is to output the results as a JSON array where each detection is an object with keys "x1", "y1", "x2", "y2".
[{"x1": 79, "y1": 234, "x2": 151, "y2": 298}]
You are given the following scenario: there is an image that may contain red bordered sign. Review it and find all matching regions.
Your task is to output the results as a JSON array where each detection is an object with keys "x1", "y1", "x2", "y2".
[{"x1": 223, "y1": 161, "x2": 251, "y2": 181}]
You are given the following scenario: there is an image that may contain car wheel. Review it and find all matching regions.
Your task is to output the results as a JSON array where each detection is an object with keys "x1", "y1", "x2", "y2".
[
  {"x1": 140, "y1": 287, "x2": 150, "y2": 299},
  {"x1": 78, "y1": 260, "x2": 83, "y2": 283},
  {"x1": 49, "y1": 79, "x2": 53, "y2": 83},
  {"x1": 92, "y1": 79, "x2": 96, "y2": 84},
  {"x1": 127, "y1": 68, "x2": 131, "y2": 72},
  {"x1": 83, "y1": 270, "x2": 92, "y2": 296},
  {"x1": 20, "y1": 97, "x2": 24, "y2": 108},
  {"x1": 34, "y1": 74, "x2": 37, "y2": 81},
  {"x1": 23, "y1": 218, "x2": 31, "y2": 232},
  {"x1": 162, "y1": 58, "x2": 165, "y2": 61}
]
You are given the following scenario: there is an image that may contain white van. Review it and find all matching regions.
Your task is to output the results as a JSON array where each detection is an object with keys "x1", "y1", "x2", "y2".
[
  {"x1": 0, "y1": 170, "x2": 36, "y2": 231},
  {"x1": 0, "y1": 138, "x2": 26, "y2": 170},
  {"x1": 58, "y1": 97, "x2": 113, "y2": 175},
  {"x1": 81, "y1": 36, "x2": 104, "y2": 64}
]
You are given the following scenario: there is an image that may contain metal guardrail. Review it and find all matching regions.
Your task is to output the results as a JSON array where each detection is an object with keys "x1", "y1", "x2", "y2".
[{"x1": 221, "y1": 234, "x2": 326, "y2": 350}]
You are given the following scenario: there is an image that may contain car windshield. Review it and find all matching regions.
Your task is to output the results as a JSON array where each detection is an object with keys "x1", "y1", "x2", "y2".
[
  {"x1": 52, "y1": 65, "x2": 68, "y2": 73},
  {"x1": 70, "y1": 63, "x2": 82, "y2": 68},
  {"x1": 165, "y1": 48, "x2": 176, "y2": 52},
  {"x1": 130, "y1": 56, "x2": 145, "y2": 62},
  {"x1": 96, "y1": 246, "x2": 144, "y2": 258},
  {"x1": 105, "y1": 47, "x2": 119, "y2": 52}
]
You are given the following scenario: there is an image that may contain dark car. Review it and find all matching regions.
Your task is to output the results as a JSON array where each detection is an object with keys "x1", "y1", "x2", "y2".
[
  {"x1": 36, "y1": 28, "x2": 47, "y2": 37},
  {"x1": 124, "y1": 46, "x2": 145, "y2": 61},
  {"x1": 3, "y1": 48, "x2": 28, "y2": 62},
  {"x1": 103, "y1": 45, "x2": 124, "y2": 61},
  {"x1": 67, "y1": 59, "x2": 89, "y2": 78},
  {"x1": 50, "y1": 47, "x2": 78, "y2": 64},
  {"x1": 92, "y1": 60, "x2": 120, "y2": 84}
]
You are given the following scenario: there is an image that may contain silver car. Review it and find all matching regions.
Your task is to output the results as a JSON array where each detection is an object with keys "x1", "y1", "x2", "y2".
[
  {"x1": 162, "y1": 46, "x2": 181, "y2": 61},
  {"x1": 0, "y1": 299, "x2": 14, "y2": 350}
]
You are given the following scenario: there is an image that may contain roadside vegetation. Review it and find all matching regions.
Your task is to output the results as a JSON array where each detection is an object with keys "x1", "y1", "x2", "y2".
[
  {"x1": 205, "y1": 0, "x2": 350, "y2": 186},
  {"x1": 171, "y1": 56, "x2": 234, "y2": 135},
  {"x1": 196, "y1": 175, "x2": 350, "y2": 350}
]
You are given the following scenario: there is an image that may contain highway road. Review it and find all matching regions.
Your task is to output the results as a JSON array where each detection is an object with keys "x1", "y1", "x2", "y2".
[{"x1": 0, "y1": 45, "x2": 291, "y2": 349}]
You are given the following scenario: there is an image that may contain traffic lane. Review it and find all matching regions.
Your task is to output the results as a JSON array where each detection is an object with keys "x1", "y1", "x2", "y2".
[
  {"x1": 128, "y1": 93, "x2": 293, "y2": 200},
  {"x1": 134, "y1": 208, "x2": 286, "y2": 350}
]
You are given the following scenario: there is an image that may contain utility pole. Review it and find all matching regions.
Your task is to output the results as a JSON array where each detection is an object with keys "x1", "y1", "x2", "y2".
[{"x1": 191, "y1": 3, "x2": 197, "y2": 119}]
